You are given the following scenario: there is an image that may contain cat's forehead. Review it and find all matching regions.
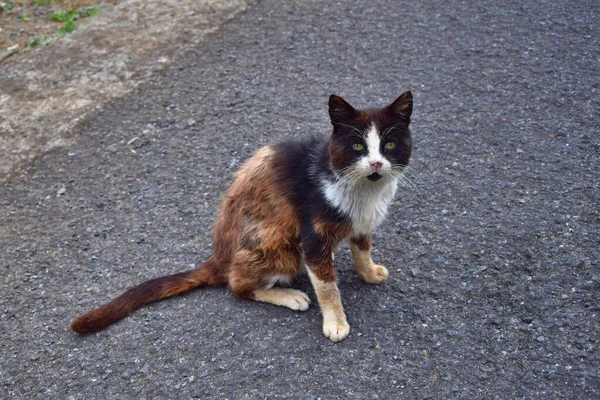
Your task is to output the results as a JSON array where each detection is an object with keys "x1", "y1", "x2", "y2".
[{"x1": 353, "y1": 109, "x2": 398, "y2": 134}]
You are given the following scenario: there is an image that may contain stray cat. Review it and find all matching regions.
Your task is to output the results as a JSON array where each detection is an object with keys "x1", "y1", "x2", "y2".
[{"x1": 71, "y1": 92, "x2": 413, "y2": 342}]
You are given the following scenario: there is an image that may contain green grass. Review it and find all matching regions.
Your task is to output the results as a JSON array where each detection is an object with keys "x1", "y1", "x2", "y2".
[
  {"x1": 57, "y1": 19, "x2": 76, "y2": 35},
  {"x1": 27, "y1": 34, "x2": 53, "y2": 49},
  {"x1": 50, "y1": 9, "x2": 69, "y2": 22},
  {"x1": 3, "y1": 2, "x2": 16, "y2": 11},
  {"x1": 34, "y1": 0, "x2": 59, "y2": 5},
  {"x1": 49, "y1": 9, "x2": 69, "y2": 22},
  {"x1": 50, "y1": 6, "x2": 99, "y2": 22},
  {"x1": 50, "y1": 6, "x2": 100, "y2": 36}
]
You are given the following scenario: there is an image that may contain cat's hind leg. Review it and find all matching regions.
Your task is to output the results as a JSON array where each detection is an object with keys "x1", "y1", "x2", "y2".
[
  {"x1": 228, "y1": 249, "x2": 310, "y2": 311},
  {"x1": 252, "y1": 288, "x2": 311, "y2": 311}
]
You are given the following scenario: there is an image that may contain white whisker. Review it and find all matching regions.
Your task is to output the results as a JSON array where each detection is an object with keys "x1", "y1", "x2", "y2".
[
  {"x1": 390, "y1": 168, "x2": 422, "y2": 198},
  {"x1": 332, "y1": 122, "x2": 366, "y2": 138},
  {"x1": 382, "y1": 122, "x2": 404, "y2": 138}
]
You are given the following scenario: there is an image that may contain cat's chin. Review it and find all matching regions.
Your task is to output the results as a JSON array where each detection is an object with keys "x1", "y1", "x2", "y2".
[{"x1": 366, "y1": 173, "x2": 382, "y2": 182}]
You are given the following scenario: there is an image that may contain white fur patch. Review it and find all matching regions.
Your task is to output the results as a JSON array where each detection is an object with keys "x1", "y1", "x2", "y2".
[
  {"x1": 322, "y1": 176, "x2": 398, "y2": 236},
  {"x1": 365, "y1": 124, "x2": 382, "y2": 157},
  {"x1": 265, "y1": 274, "x2": 293, "y2": 289},
  {"x1": 356, "y1": 124, "x2": 391, "y2": 176}
]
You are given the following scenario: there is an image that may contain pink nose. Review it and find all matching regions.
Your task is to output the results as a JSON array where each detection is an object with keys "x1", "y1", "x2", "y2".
[{"x1": 370, "y1": 161, "x2": 382, "y2": 172}]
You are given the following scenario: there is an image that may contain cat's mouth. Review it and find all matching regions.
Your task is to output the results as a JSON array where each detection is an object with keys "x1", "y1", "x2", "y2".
[{"x1": 367, "y1": 172, "x2": 382, "y2": 182}]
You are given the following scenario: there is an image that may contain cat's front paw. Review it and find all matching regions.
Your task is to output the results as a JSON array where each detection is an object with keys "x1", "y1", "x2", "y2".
[
  {"x1": 323, "y1": 319, "x2": 351, "y2": 342},
  {"x1": 361, "y1": 264, "x2": 389, "y2": 284}
]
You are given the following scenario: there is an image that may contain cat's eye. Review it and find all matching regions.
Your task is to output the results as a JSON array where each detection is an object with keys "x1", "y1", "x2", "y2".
[
  {"x1": 352, "y1": 143, "x2": 364, "y2": 151},
  {"x1": 384, "y1": 142, "x2": 396, "y2": 150}
]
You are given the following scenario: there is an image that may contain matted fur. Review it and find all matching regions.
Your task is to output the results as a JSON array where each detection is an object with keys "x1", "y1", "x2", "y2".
[{"x1": 70, "y1": 92, "x2": 413, "y2": 342}]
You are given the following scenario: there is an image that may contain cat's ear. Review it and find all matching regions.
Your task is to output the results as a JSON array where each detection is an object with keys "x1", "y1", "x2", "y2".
[
  {"x1": 329, "y1": 95, "x2": 357, "y2": 124},
  {"x1": 386, "y1": 91, "x2": 413, "y2": 122}
]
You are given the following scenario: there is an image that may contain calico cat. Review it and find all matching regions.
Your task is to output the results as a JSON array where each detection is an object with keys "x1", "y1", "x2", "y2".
[{"x1": 70, "y1": 92, "x2": 413, "y2": 342}]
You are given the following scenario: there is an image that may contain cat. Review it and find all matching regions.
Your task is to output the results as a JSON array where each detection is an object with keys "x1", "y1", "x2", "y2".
[{"x1": 70, "y1": 92, "x2": 413, "y2": 342}]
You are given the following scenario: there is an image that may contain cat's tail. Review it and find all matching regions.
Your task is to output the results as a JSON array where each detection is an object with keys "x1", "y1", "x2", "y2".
[{"x1": 70, "y1": 257, "x2": 222, "y2": 334}]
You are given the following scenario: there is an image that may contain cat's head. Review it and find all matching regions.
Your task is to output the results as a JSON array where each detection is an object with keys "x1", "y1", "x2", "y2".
[{"x1": 328, "y1": 92, "x2": 412, "y2": 183}]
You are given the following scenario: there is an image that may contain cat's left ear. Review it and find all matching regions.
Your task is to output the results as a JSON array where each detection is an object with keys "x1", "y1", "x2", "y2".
[{"x1": 385, "y1": 91, "x2": 413, "y2": 123}]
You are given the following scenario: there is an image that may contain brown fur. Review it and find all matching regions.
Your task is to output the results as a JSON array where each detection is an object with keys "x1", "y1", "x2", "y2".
[
  {"x1": 328, "y1": 108, "x2": 373, "y2": 170},
  {"x1": 349, "y1": 234, "x2": 389, "y2": 285},
  {"x1": 71, "y1": 93, "x2": 412, "y2": 342},
  {"x1": 70, "y1": 257, "x2": 222, "y2": 333},
  {"x1": 71, "y1": 146, "x2": 311, "y2": 333},
  {"x1": 212, "y1": 146, "x2": 303, "y2": 299},
  {"x1": 306, "y1": 216, "x2": 353, "y2": 282},
  {"x1": 329, "y1": 139, "x2": 353, "y2": 170},
  {"x1": 349, "y1": 234, "x2": 371, "y2": 252}
]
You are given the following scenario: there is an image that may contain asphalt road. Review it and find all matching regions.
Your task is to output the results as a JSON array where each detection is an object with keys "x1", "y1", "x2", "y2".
[{"x1": 1, "y1": 0, "x2": 599, "y2": 398}]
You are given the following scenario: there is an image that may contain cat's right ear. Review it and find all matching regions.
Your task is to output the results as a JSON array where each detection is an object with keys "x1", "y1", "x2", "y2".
[
  {"x1": 386, "y1": 91, "x2": 413, "y2": 123},
  {"x1": 329, "y1": 95, "x2": 357, "y2": 125}
]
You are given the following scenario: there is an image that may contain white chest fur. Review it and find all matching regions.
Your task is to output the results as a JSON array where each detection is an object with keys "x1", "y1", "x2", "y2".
[{"x1": 321, "y1": 177, "x2": 398, "y2": 236}]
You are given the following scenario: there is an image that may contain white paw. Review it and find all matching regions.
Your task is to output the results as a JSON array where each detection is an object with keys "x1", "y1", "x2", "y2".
[
  {"x1": 282, "y1": 290, "x2": 311, "y2": 311},
  {"x1": 362, "y1": 264, "x2": 389, "y2": 284},
  {"x1": 323, "y1": 319, "x2": 351, "y2": 342}
]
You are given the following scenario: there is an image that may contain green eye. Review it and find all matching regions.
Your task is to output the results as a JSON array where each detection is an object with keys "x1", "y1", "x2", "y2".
[
  {"x1": 352, "y1": 143, "x2": 364, "y2": 151},
  {"x1": 384, "y1": 142, "x2": 396, "y2": 150}
]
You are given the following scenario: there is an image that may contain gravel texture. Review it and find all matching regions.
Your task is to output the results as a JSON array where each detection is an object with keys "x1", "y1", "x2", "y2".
[{"x1": 1, "y1": 0, "x2": 599, "y2": 398}]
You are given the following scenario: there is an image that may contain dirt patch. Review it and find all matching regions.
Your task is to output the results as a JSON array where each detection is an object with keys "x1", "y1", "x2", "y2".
[
  {"x1": 0, "y1": 0, "x2": 121, "y2": 63},
  {"x1": 0, "y1": 0, "x2": 255, "y2": 182}
]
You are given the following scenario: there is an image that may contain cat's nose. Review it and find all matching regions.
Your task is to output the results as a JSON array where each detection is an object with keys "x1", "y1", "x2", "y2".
[{"x1": 370, "y1": 161, "x2": 382, "y2": 172}]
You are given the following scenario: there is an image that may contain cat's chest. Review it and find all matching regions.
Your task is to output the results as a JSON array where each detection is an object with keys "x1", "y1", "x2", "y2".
[{"x1": 321, "y1": 179, "x2": 398, "y2": 236}]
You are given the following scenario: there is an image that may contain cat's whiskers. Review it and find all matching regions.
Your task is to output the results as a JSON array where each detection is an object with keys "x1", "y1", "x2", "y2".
[
  {"x1": 396, "y1": 165, "x2": 418, "y2": 179},
  {"x1": 344, "y1": 169, "x2": 363, "y2": 188},
  {"x1": 398, "y1": 175, "x2": 420, "y2": 196},
  {"x1": 338, "y1": 162, "x2": 419, "y2": 196},
  {"x1": 333, "y1": 122, "x2": 366, "y2": 138},
  {"x1": 390, "y1": 166, "x2": 421, "y2": 198},
  {"x1": 382, "y1": 123, "x2": 404, "y2": 139},
  {"x1": 349, "y1": 131, "x2": 365, "y2": 141}
]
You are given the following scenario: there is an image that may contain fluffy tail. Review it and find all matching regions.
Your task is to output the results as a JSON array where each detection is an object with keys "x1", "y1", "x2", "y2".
[{"x1": 70, "y1": 257, "x2": 221, "y2": 334}]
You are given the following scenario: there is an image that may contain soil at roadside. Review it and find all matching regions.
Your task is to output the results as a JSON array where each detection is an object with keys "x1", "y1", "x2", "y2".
[
  {"x1": 0, "y1": 0, "x2": 121, "y2": 64},
  {"x1": 0, "y1": 0, "x2": 253, "y2": 183}
]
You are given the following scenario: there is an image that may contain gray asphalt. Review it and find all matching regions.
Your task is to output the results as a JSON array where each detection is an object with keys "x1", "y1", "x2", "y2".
[{"x1": 1, "y1": 0, "x2": 599, "y2": 398}]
